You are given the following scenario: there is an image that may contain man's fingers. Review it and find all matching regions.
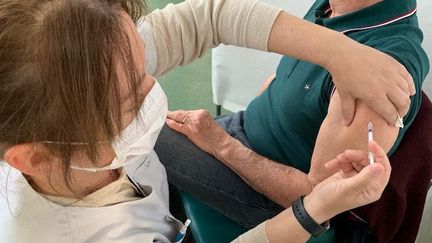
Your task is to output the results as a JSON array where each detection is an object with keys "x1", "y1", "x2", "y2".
[
  {"x1": 166, "y1": 118, "x2": 188, "y2": 136},
  {"x1": 167, "y1": 110, "x2": 188, "y2": 123},
  {"x1": 340, "y1": 95, "x2": 356, "y2": 125}
]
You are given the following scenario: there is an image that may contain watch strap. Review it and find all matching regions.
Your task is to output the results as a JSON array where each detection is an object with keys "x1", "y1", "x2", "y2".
[{"x1": 292, "y1": 195, "x2": 330, "y2": 237}]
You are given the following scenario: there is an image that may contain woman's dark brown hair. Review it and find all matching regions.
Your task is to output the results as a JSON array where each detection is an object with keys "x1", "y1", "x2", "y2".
[{"x1": 0, "y1": 0, "x2": 148, "y2": 190}]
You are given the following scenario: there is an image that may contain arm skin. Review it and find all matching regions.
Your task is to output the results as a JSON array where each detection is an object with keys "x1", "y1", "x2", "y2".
[
  {"x1": 254, "y1": 70, "x2": 400, "y2": 187},
  {"x1": 307, "y1": 90, "x2": 399, "y2": 187},
  {"x1": 217, "y1": 135, "x2": 313, "y2": 208},
  {"x1": 166, "y1": 110, "x2": 313, "y2": 208},
  {"x1": 169, "y1": 109, "x2": 393, "y2": 243},
  {"x1": 166, "y1": 83, "x2": 400, "y2": 208},
  {"x1": 233, "y1": 142, "x2": 391, "y2": 243},
  {"x1": 161, "y1": 0, "x2": 409, "y2": 207},
  {"x1": 166, "y1": 85, "x2": 400, "y2": 208},
  {"x1": 146, "y1": 0, "x2": 413, "y2": 125},
  {"x1": 268, "y1": 11, "x2": 414, "y2": 125}
]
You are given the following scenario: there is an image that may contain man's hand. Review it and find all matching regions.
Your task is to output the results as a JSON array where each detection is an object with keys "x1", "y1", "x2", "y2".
[
  {"x1": 328, "y1": 42, "x2": 415, "y2": 126},
  {"x1": 166, "y1": 109, "x2": 314, "y2": 207},
  {"x1": 166, "y1": 109, "x2": 233, "y2": 157},
  {"x1": 305, "y1": 141, "x2": 392, "y2": 222}
]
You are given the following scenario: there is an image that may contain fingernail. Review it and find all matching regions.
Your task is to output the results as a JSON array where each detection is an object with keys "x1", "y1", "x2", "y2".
[{"x1": 370, "y1": 165, "x2": 382, "y2": 177}]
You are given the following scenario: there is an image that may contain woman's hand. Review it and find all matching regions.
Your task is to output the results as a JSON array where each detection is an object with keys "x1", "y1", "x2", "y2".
[
  {"x1": 269, "y1": 12, "x2": 414, "y2": 126},
  {"x1": 328, "y1": 41, "x2": 415, "y2": 126},
  {"x1": 264, "y1": 141, "x2": 391, "y2": 243},
  {"x1": 304, "y1": 141, "x2": 391, "y2": 222},
  {"x1": 165, "y1": 109, "x2": 233, "y2": 157}
]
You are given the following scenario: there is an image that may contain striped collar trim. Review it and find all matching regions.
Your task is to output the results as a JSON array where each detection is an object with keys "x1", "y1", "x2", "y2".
[
  {"x1": 341, "y1": 8, "x2": 417, "y2": 34},
  {"x1": 311, "y1": 0, "x2": 418, "y2": 34}
]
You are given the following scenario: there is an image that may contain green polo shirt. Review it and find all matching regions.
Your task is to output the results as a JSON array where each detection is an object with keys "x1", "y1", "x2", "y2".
[{"x1": 243, "y1": 0, "x2": 430, "y2": 173}]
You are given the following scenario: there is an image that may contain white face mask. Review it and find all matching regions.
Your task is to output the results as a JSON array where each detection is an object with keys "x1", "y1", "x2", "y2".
[{"x1": 68, "y1": 81, "x2": 168, "y2": 172}]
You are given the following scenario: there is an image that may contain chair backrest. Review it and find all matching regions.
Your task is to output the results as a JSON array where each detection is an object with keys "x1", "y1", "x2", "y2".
[
  {"x1": 211, "y1": 0, "x2": 315, "y2": 112},
  {"x1": 417, "y1": 0, "x2": 432, "y2": 96}
]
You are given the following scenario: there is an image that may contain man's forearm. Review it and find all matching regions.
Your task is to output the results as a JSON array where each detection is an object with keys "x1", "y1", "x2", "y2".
[
  {"x1": 215, "y1": 136, "x2": 313, "y2": 208},
  {"x1": 166, "y1": 109, "x2": 312, "y2": 207}
]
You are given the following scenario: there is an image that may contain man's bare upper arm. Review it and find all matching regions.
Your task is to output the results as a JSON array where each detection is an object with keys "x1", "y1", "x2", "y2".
[{"x1": 309, "y1": 90, "x2": 399, "y2": 184}]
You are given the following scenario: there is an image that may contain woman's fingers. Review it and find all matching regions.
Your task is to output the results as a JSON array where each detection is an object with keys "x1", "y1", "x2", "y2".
[
  {"x1": 387, "y1": 87, "x2": 411, "y2": 119},
  {"x1": 325, "y1": 150, "x2": 368, "y2": 170},
  {"x1": 326, "y1": 156, "x2": 355, "y2": 171},
  {"x1": 368, "y1": 141, "x2": 391, "y2": 172},
  {"x1": 342, "y1": 162, "x2": 386, "y2": 197}
]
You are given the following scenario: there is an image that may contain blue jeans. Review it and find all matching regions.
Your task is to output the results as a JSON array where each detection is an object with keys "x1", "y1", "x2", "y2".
[{"x1": 155, "y1": 112, "x2": 284, "y2": 228}]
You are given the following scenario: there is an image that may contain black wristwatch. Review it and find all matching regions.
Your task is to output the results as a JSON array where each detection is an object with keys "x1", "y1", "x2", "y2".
[{"x1": 292, "y1": 195, "x2": 330, "y2": 237}]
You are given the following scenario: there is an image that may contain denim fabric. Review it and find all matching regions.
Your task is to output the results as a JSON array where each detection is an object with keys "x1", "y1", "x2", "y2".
[{"x1": 155, "y1": 112, "x2": 284, "y2": 228}]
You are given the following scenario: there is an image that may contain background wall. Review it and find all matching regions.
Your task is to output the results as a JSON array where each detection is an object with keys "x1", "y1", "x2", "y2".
[
  {"x1": 417, "y1": 0, "x2": 432, "y2": 97},
  {"x1": 148, "y1": 0, "x2": 219, "y2": 115}
]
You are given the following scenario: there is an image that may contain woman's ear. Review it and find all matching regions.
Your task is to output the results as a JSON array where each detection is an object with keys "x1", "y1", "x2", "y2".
[{"x1": 3, "y1": 144, "x2": 50, "y2": 176}]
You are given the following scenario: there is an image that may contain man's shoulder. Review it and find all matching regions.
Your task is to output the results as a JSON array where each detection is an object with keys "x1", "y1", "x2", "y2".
[{"x1": 359, "y1": 27, "x2": 430, "y2": 88}]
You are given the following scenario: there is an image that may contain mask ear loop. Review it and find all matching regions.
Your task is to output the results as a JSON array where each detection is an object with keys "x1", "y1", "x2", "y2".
[{"x1": 37, "y1": 141, "x2": 109, "y2": 172}]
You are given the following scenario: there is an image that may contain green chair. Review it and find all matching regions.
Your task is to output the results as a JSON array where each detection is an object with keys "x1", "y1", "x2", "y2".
[
  {"x1": 181, "y1": 192, "x2": 247, "y2": 243},
  {"x1": 181, "y1": 192, "x2": 335, "y2": 243}
]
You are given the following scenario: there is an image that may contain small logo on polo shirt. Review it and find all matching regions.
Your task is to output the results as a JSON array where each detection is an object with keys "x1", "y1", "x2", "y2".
[{"x1": 304, "y1": 84, "x2": 311, "y2": 91}]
